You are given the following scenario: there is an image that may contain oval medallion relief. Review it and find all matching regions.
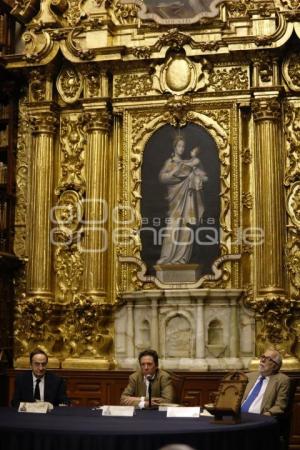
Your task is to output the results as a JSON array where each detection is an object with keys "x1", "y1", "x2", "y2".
[
  {"x1": 161, "y1": 54, "x2": 196, "y2": 95},
  {"x1": 56, "y1": 65, "x2": 83, "y2": 104}
]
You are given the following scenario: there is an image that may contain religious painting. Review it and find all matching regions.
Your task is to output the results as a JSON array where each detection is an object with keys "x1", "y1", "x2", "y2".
[
  {"x1": 141, "y1": 123, "x2": 220, "y2": 276},
  {"x1": 130, "y1": 0, "x2": 224, "y2": 25}
]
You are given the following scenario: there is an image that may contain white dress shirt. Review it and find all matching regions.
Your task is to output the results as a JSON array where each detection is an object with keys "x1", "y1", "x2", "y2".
[{"x1": 246, "y1": 376, "x2": 270, "y2": 414}]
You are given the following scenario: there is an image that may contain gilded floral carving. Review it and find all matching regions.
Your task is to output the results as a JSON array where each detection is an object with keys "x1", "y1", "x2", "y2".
[
  {"x1": 62, "y1": 295, "x2": 113, "y2": 357},
  {"x1": 114, "y1": 73, "x2": 153, "y2": 97},
  {"x1": 242, "y1": 192, "x2": 253, "y2": 209},
  {"x1": 14, "y1": 297, "x2": 56, "y2": 358},
  {"x1": 286, "y1": 182, "x2": 300, "y2": 228},
  {"x1": 244, "y1": 294, "x2": 297, "y2": 356},
  {"x1": 284, "y1": 104, "x2": 300, "y2": 186},
  {"x1": 14, "y1": 98, "x2": 30, "y2": 259},
  {"x1": 283, "y1": 53, "x2": 300, "y2": 92},
  {"x1": 252, "y1": 98, "x2": 281, "y2": 121},
  {"x1": 111, "y1": 0, "x2": 139, "y2": 25},
  {"x1": 209, "y1": 67, "x2": 249, "y2": 91},
  {"x1": 54, "y1": 244, "x2": 84, "y2": 302},
  {"x1": 56, "y1": 115, "x2": 86, "y2": 194},
  {"x1": 286, "y1": 241, "x2": 300, "y2": 295}
]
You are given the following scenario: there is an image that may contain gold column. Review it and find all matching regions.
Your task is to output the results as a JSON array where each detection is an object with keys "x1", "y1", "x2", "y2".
[
  {"x1": 252, "y1": 98, "x2": 285, "y2": 295},
  {"x1": 27, "y1": 111, "x2": 57, "y2": 297},
  {"x1": 82, "y1": 109, "x2": 110, "y2": 299}
]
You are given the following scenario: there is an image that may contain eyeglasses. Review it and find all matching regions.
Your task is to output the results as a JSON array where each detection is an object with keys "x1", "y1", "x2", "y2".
[{"x1": 260, "y1": 354, "x2": 279, "y2": 365}]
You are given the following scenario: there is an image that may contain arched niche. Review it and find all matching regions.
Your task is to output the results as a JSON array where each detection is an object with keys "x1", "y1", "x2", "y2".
[{"x1": 165, "y1": 314, "x2": 193, "y2": 358}]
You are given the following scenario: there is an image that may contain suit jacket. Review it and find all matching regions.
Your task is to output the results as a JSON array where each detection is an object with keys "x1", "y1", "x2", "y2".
[
  {"x1": 242, "y1": 371, "x2": 290, "y2": 416},
  {"x1": 11, "y1": 371, "x2": 69, "y2": 407},
  {"x1": 120, "y1": 369, "x2": 174, "y2": 406}
]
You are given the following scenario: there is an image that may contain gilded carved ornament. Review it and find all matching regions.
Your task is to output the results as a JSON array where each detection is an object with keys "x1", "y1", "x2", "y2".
[
  {"x1": 14, "y1": 297, "x2": 55, "y2": 359},
  {"x1": 284, "y1": 104, "x2": 300, "y2": 187},
  {"x1": 286, "y1": 240, "x2": 300, "y2": 296},
  {"x1": 62, "y1": 295, "x2": 113, "y2": 358},
  {"x1": 243, "y1": 290, "x2": 297, "y2": 357},
  {"x1": 13, "y1": 295, "x2": 113, "y2": 361},
  {"x1": 242, "y1": 192, "x2": 253, "y2": 209},
  {"x1": 56, "y1": 115, "x2": 86, "y2": 195},
  {"x1": 29, "y1": 69, "x2": 47, "y2": 101},
  {"x1": 54, "y1": 244, "x2": 84, "y2": 302},
  {"x1": 50, "y1": 0, "x2": 88, "y2": 27},
  {"x1": 14, "y1": 99, "x2": 31, "y2": 259},
  {"x1": 129, "y1": 28, "x2": 224, "y2": 60},
  {"x1": 208, "y1": 67, "x2": 249, "y2": 91},
  {"x1": 106, "y1": 0, "x2": 139, "y2": 25},
  {"x1": 11, "y1": 0, "x2": 40, "y2": 23},
  {"x1": 22, "y1": 28, "x2": 53, "y2": 63},
  {"x1": 287, "y1": 182, "x2": 300, "y2": 228},
  {"x1": 29, "y1": 113, "x2": 58, "y2": 134},
  {"x1": 56, "y1": 65, "x2": 83, "y2": 103},
  {"x1": 279, "y1": 0, "x2": 300, "y2": 9},
  {"x1": 283, "y1": 53, "x2": 300, "y2": 92},
  {"x1": 53, "y1": 190, "x2": 84, "y2": 244},
  {"x1": 66, "y1": 27, "x2": 96, "y2": 61},
  {"x1": 251, "y1": 98, "x2": 281, "y2": 121},
  {"x1": 83, "y1": 64, "x2": 101, "y2": 97},
  {"x1": 114, "y1": 73, "x2": 153, "y2": 97},
  {"x1": 152, "y1": 54, "x2": 211, "y2": 96}
]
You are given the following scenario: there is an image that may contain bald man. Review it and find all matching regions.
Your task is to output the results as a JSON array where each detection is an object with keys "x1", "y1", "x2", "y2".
[{"x1": 241, "y1": 348, "x2": 290, "y2": 416}]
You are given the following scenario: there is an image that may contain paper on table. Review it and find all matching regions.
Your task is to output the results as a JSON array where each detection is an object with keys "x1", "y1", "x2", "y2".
[
  {"x1": 18, "y1": 402, "x2": 53, "y2": 413},
  {"x1": 167, "y1": 407, "x2": 200, "y2": 418},
  {"x1": 200, "y1": 408, "x2": 214, "y2": 417},
  {"x1": 102, "y1": 406, "x2": 135, "y2": 416}
]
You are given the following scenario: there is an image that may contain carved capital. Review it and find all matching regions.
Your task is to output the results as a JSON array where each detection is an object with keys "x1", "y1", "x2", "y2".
[
  {"x1": 83, "y1": 111, "x2": 111, "y2": 132},
  {"x1": 252, "y1": 98, "x2": 281, "y2": 121},
  {"x1": 29, "y1": 113, "x2": 58, "y2": 134}
]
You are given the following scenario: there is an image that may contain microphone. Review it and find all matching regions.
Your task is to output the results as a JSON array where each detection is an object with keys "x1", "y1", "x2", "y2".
[{"x1": 146, "y1": 374, "x2": 154, "y2": 408}]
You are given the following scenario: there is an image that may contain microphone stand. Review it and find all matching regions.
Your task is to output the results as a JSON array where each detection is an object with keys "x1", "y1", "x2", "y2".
[{"x1": 148, "y1": 378, "x2": 152, "y2": 408}]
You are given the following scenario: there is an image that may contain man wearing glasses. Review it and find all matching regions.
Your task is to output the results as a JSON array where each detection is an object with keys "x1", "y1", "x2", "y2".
[
  {"x1": 241, "y1": 348, "x2": 290, "y2": 416},
  {"x1": 11, "y1": 348, "x2": 69, "y2": 407}
]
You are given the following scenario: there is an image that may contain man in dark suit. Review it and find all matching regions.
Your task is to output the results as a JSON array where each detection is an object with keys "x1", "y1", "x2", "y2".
[
  {"x1": 241, "y1": 348, "x2": 290, "y2": 416},
  {"x1": 120, "y1": 349, "x2": 174, "y2": 407},
  {"x1": 11, "y1": 348, "x2": 69, "y2": 407}
]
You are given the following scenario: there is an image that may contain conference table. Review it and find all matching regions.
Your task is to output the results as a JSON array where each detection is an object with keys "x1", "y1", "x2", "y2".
[{"x1": 0, "y1": 406, "x2": 281, "y2": 450}]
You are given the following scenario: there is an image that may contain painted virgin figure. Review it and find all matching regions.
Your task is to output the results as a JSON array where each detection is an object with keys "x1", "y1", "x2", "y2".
[{"x1": 157, "y1": 135, "x2": 208, "y2": 264}]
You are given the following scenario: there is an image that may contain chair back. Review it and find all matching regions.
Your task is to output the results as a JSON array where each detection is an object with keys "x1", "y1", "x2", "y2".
[
  {"x1": 280, "y1": 377, "x2": 297, "y2": 450},
  {"x1": 166, "y1": 371, "x2": 184, "y2": 404}
]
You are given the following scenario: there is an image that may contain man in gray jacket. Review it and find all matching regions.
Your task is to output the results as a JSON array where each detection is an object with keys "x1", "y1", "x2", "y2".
[
  {"x1": 120, "y1": 349, "x2": 174, "y2": 407},
  {"x1": 241, "y1": 348, "x2": 290, "y2": 416}
]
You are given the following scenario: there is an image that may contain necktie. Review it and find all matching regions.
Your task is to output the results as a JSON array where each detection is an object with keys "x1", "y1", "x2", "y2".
[
  {"x1": 34, "y1": 378, "x2": 41, "y2": 401},
  {"x1": 241, "y1": 376, "x2": 265, "y2": 412}
]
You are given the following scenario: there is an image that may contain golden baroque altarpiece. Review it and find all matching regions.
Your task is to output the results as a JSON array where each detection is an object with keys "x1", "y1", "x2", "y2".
[{"x1": 4, "y1": 0, "x2": 300, "y2": 369}]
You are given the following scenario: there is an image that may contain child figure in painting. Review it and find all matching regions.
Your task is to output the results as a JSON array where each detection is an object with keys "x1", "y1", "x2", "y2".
[{"x1": 181, "y1": 146, "x2": 208, "y2": 191}]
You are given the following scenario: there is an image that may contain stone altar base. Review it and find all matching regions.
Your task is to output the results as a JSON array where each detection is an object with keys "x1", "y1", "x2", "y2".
[{"x1": 154, "y1": 264, "x2": 202, "y2": 283}]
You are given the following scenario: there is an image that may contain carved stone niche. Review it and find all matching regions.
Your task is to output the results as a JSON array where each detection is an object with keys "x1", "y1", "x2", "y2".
[{"x1": 114, "y1": 288, "x2": 253, "y2": 371}]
